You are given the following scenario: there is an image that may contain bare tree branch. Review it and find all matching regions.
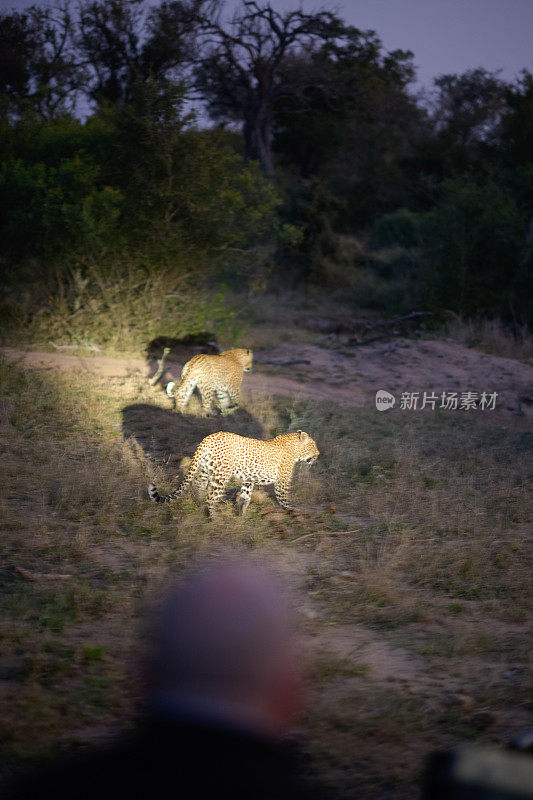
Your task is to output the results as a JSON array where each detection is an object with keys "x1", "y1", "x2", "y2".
[{"x1": 195, "y1": 0, "x2": 342, "y2": 175}]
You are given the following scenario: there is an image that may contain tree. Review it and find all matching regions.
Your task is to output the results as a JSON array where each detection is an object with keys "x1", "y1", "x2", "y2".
[
  {"x1": 272, "y1": 27, "x2": 419, "y2": 222},
  {"x1": 429, "y1": 69, "x2": 509, "y2": 168},
  {"x1": 76, "y1": 0, "x2": 205, "y2": 106},
  {"x1": 419, "y1": 174, "x2": 527, "y2": 318},
  {"x1": 498, "y1": 70, "x2": 533, "y2": 166},
  {"x1": 0, "y1": 5, "x2": 80, "y2": 121},
  {"x1": 195, "y1": 0, "x2": 342, "y2": 175},
  {"x1": 91, "y1": 77, "x2": 278, "y2": 253}
]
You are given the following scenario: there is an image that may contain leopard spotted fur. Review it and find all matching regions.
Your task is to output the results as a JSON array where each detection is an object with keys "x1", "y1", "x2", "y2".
[
  {"x1": 166, "y1": 349, "x2": 252, "y2": 415},
  {"x1": 148, "y1": 430, "x2": 319, "y2": 517}
]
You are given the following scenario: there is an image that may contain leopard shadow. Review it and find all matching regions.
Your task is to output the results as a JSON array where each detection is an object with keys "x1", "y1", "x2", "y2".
[
  {"x1": 121, "y1": 403, "x2": 265, "y2": 475},
  {"x1": 145, "y1": 334, "x2": 219, "y2": 386}
]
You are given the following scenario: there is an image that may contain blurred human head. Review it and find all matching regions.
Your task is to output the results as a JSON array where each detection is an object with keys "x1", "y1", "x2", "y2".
[{"x1": 146, "y1": 559, "x2": 304, "y2": 739}]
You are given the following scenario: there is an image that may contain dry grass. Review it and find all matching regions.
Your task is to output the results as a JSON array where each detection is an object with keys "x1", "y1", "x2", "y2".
[
  {"x1": 240, "y1": 292, "x2": 533, "y2": 366},
  {"x1": 1, "y1": 265, "x2": 242, "y2": 354},
  {"x1": 444, "y1": 317, "x2": 533, "y2": 363},
  {"x1": 0, "y1": 354, "x2": 531, "y2": 797}
]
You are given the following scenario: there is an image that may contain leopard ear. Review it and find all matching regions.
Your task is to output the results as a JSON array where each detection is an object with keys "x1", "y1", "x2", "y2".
[
  {"x1": 246, "y1": 348, "x2": 251, "y2": 354},
  {"x1": 298, "y1": 430, "x2": 308, "y2": 441}
]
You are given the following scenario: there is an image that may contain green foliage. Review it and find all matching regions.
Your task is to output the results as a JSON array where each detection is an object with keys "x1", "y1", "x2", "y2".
[
  {"x1": 277, "y1": 180, "x2": 341, "y2": 283},
  {"x1": 90, "y1": 81, "x2": 279, "y2": 259},
  {"x1": 0, "y1": 100, "x2": 278, "y2": 271},
  {"x1": 0, "y1": 115, "x2": 123, "y2": 265},
  {"x1": 371, "y1": 208, "x2": 422, "y2": 248},
  {"x1": 0, "y1": 82, "x2": 278, "y2": 349},
  {"x1": 0, "y1": 5, "x2": 79, "y2": 121},
  {"x1": 499, "y1": 72, "x2": 533, "y2": 166},
  {"x1": 419, "y1": 175, "x2": 528, "y2": 319},
  {"x1": 431, "y1": 69, "x2": 508, "y2": 161}
]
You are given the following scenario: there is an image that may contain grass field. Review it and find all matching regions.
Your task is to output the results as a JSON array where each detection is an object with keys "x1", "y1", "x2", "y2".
[{"x1": 0, "y1": 349, "x2": 531, "y2": 798}]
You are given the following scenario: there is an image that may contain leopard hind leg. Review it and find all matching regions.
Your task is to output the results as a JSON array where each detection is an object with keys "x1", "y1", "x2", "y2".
[
  {"x1": 173, "y1": 377, "x2": 196, "y2": 411},
  {"x1": 191, "y1": 466, "x2": 209, "y2": 503},
  {"x1": 205, "y1": 466, "x2": 232, "y2": 518},
  {"x1": 197, "y1": 385, "x2": 218, "y2": 416},
  {"x1": 236, "y1": 480, "x2": 254, "y2": 515}
]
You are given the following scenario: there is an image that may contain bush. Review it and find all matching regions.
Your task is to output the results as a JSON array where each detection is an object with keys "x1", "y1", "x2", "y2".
[
  {"x1": 0, "y1": 95, "x2": 279, "y2": 285},
  {"x1": 371, "y1": 208, "x2": 422, "y2": 248},
  {"x1": 0, "y1": 143, "x2": 123, "y2": 264},
  {"x1": 275, "y1": 179, "x2": 341, "y2": 284},
  {"x1": 418, "y1": 176, "x2": 529, "y2": 320},
  {"x1": 1, "y1": 264, "x2": 242, "y2": 351}
]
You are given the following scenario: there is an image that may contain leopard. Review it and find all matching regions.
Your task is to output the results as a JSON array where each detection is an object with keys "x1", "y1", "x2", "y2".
[
  {"x1": 148, "y1": 429, "x2": 319, "y2": 517},
  {"x1": 166, "y1": 348, "x2": 253, "y2": 415}
]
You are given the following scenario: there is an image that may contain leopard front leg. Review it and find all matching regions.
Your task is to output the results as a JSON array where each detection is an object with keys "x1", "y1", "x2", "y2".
[
  {"x1": 236, "y1": 480, "x2": 254, "y2": 515},
  {"x1": 274, "y1": 472, "x2": 295, "y2": 512}
]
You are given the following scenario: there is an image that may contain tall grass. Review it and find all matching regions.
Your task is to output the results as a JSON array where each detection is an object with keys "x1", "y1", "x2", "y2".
[
  {"x1": 444, "y1": 316, "x2": 533, "y2": 362},
  {"x1": 1, "y1": 263, "x2": 242, "y2": 352}
]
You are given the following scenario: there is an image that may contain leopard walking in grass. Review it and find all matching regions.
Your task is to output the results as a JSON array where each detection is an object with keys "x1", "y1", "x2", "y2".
[
  {"x1": 166, "y1": 348, "x2": 252, "y2": 415},
  {"x1": 148, "y1": 430, "x2": 319, "y2": 517}
]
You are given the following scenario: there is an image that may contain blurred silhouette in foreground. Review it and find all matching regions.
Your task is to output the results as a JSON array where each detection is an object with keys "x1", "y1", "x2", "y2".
[
  {"x1": 5, "y1": 560, "x2": 325, "y2": 800},
  {"x1": 423, "y1": 738, "x2": 533, "y2": 800}
]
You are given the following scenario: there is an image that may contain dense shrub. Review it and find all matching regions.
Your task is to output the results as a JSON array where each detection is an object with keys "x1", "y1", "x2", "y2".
[
  {"x1": 371, "y1": 208, "x2": 422, "y2": 248},
  {"x1": 419, "y1": 176, "x2": 529, "y2": 320},
  {"x1": 0, "y1": 94, "x2": 279, "y2": 284}
]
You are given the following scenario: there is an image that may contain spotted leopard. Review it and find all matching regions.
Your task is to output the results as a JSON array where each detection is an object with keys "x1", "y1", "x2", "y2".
[
  {"x1": 166, "y1": 348, "x2": 252, "y2": 415},
  {"x1": 148, "y1": 430, "x2": 319, "y2": 517}
]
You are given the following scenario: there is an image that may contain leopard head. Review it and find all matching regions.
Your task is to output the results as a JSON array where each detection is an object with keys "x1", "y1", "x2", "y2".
[
  {"x1": 231, "y1": 348, "x2": 253, "y2": 372},
  {"x1": 295, "y1": 430, "x2": 320, "y2": 465}
]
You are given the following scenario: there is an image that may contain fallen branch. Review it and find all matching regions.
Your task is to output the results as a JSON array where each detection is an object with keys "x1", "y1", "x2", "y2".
[
  {"x1": 15, "y1": 566, "x2": 72, "y2": 581},
  {"x1": 364, "y1": 311, "x2": 433, "y2": 332},
  {"x1": 349, "y1": 334, "x2": 402, "y2": 346},
  {"x1": 149, "y1": 347, "x2": 171, "y2": 386},
  {"x1": 347, "y1": 311, "x2": 434, "y2": 346},
  {"x1": 289, "y1": 529, "x2": 362, "y2": 545}
]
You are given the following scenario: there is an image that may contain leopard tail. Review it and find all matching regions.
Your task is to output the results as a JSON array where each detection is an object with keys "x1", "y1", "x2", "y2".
[{"x1": 148, "y1": 449, "x2": 201, "y2": 504}]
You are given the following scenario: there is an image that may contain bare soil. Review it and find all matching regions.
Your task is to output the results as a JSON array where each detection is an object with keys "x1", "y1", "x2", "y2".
[{"x1": 4, "y1": 336, "x2": 532, "y2": 417}]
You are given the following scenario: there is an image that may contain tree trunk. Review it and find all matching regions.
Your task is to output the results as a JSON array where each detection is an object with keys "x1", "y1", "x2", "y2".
[
  {"x1": 255, "y1": 115, "x2": 274, "y2": 176},
  {"x1": 243, "y1": 117, "x2": 254, "y2": 163},
  {"x1": 243, "y1": 109, "x2": 274, "y2": 177}
]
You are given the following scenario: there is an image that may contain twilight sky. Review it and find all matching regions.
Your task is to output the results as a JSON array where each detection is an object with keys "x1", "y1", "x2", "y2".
[{"x1": 2, "y1": 0, "x2": 532, "y2": 89}]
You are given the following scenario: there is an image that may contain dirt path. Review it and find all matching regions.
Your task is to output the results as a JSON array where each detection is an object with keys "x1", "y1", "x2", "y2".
[
  {"x1": 255, "y1": 339, "x2": 533, "y2": 417},
  {"x1": 3, "y1": 338, "x2": 532, "y2": 417}
]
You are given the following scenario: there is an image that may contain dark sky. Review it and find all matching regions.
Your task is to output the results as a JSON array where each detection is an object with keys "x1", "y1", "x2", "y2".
[
  {"x1": 337, "y1": 0, "x2": 533, "y2": 88},
  {"x1": 2, "y1": 0, "x2": 532, "y2": 88}
]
